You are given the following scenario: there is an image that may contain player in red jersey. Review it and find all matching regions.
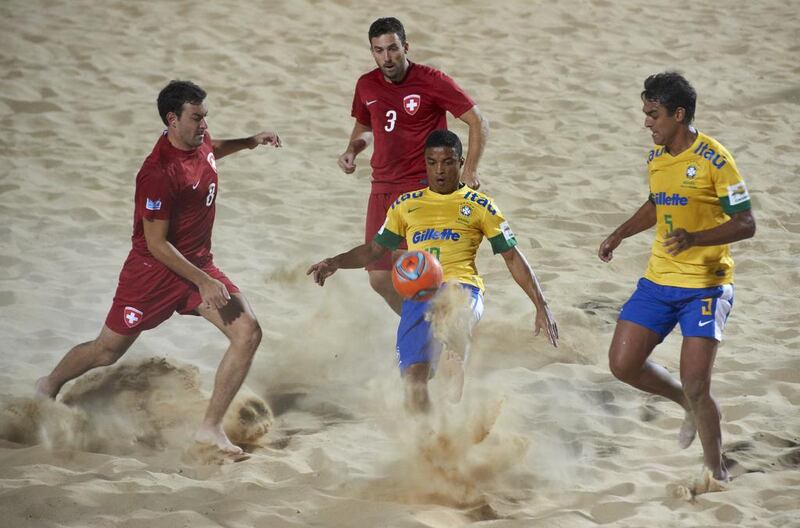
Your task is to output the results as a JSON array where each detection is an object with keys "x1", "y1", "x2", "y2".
[
  {"x1": 35, "y1": 80, "x2": 281, "y2": 455},
  {"x1": 338, "y1": 17, "x2": 489, "y2": 314}
]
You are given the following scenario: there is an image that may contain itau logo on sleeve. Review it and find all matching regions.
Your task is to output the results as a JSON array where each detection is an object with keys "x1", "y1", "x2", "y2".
[{"x1": 145, "y1": 198, "x2": 162, "y2": 211}]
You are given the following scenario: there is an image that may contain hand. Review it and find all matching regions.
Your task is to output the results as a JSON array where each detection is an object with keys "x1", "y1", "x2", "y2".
[
  {"x1": 598, "y1": 233, "x2": 622, "y2": 262},
  {"x1": 338, "y1": 151, "x2": 357, "y2": 174},
  {"x1": 664, "y1": 228, "x2": 694, "y2": 256},
  {"x1": 534, "y1": 304, "x2": 559, "y2": 347},
  {"x1": 461, "y1": 170, "x2": 481, "y2": 190},
  {"x1": 199, "y1": 276, "x2": 231, "y2": 310},
  {"x1": 306, "y1": 258, "x2": 339, "y2": 286},
  {"x1": 249, "y1": 131, "x2": 282, "y2": 148}
]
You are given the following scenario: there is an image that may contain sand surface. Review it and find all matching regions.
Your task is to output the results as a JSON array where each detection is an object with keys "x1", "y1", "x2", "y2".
[{"x1": 1, "y1": 0, "x2": 799, "y2": 526}]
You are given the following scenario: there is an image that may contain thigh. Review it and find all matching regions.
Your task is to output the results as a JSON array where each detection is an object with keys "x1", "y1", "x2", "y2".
[
  {"x1": 97, "y1": 324, "x2": 140, "y2": 355},
  {"x1": 365, "y1": 192, "x2": 395, "y2": 272},
  {"x1": 196, "y1": 292, "x2": 258, "y2": 339},
  {"x1": 679, "y1": 336, "x2": 718, "y2": 384},
  {"x1": 608, "y1": 320, "x2": 662, "y2": 370}
]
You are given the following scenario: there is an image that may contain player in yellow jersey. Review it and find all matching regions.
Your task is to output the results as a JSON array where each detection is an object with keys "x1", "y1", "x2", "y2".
[
  {"x1": 309, "y1": 130, "x2": 558, "y2": 412},
  {"x1": 598, "y1": 72, "x2": 756, "y2": 484}
]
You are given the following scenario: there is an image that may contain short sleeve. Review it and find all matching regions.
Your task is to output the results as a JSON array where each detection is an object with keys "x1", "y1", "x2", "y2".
[
  {"x1": 713, "y1": 153, "x2": 751, "y2": 214},
  {"x1": 351, "y1": 81, "x2": 370, "y2": 127},
  {"x1": 432, "y1": 71, "x2": 475, "y2": 119},
  {"x1": 136, "y1": 162, "x2": 175, "y2": 221},
  {"x1": 481, "y1": 200, "x2": 518, "y2": 254},
  {"x1": 374, "y1": 204, "x2": 406, "y2": 250}
]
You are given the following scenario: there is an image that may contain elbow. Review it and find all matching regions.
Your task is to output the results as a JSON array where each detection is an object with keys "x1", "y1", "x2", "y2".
[{"x1": 742, "y1": 214, "x2": 757, "y2": 240}]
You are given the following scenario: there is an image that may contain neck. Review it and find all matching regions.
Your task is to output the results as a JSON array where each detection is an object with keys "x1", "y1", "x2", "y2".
[
  {"x1": 166, "y1": 129, "x2": 195, "y2": 151},
  {"x1": 665, "y1": 126, "x2": 697, "y2": 155}
]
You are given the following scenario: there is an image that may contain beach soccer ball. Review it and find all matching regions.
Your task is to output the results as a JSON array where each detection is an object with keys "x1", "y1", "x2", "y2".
[{"x1": 391, "y1": 250, "x2": 443, "y2": 301}]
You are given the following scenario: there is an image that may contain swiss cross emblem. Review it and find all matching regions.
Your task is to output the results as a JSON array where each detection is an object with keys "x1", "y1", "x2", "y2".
[
  {"x1": 123, "y1": 306, "x2": 143, "y2": 328},
  {"x1": 403, "y1": 94, "x2": 421, "y2": 115}
]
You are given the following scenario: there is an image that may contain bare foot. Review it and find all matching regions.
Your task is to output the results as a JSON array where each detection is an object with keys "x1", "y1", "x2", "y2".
[
  {"x1": 34, "y1": 377, "x2": 57, "y2": 399},
  {"x1": 195, "y1": 424, "x2": 243, "y2": 455},
  {"x1": 678, "y1": 410, "x2": 696, "y2": 449}
]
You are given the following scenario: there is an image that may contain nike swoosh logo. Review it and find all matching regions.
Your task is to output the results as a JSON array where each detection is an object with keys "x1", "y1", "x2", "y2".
[
  {"x1": 698, "y1": 320, "x2": 714, "y2": 327},
  {"x1": 366, "y1": 100, "x2": 377, "y2": 106},
  {"x1": 408, "y1": 207, "x2": 421, "y2": 213},
  {"x1": 192, "y1": 180, "x2": 201, "y2": 190}
]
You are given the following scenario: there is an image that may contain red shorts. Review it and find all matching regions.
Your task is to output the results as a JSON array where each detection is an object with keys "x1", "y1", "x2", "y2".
[
  {"x1": 365, "y1": 183, "x2": 425, "y2": 271},
  {"x1": 104, "y1": 251, "x2": 240, "y2": 335}
]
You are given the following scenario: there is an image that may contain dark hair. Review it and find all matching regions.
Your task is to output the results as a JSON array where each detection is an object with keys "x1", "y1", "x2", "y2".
[
  {"x1": 641, "y1": 72, "x2": 696, "y2": 124},
  {"x1": 157, "y1": 80, "x2": 207, "y2": 126},
  {"x1": 425, "y1": 129, "x2": 462, "y2": 158},
  {"x1": 368, "y1": 17, "x2": 406, "y2": 44}
]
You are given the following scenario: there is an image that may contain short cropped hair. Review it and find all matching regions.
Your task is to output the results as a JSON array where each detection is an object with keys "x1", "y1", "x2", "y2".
[
  {"x1": 641, "y1": 72, "x2": 697, "y2": 124},
  {"x1": 368, "y1": 17, "x2": 406, "y2": 44},
  {"x1": 157, "y1": 80, "x2": 207, "y2": 126},
  {"x1": 425, "y1": 129, "x2": 463, "y2": 158}
]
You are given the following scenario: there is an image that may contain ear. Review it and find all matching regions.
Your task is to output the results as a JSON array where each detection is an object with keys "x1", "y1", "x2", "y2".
[
  {"x1": 403, "y1": 41, "x2": 409, "y2": 54},
  {"x1": 459, "y1": 156, "x2": 465, "y2": 167},
  {"x1": 674, "y1": 107, "x2": 686, "y2": 123},
  {"x1": 166, "y1": 111, "x2": 178, "y2": 127}
]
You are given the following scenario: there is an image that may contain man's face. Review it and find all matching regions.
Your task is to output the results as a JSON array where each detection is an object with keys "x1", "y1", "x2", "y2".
[
  {"x1": 370, "y1": 33, "x2": 409, "y2": 83},
  {"x1": 425, "y1": 146, "x2": 463, "y2": 194},
  {"x1": 169, "y1": 102, "x2": 208, "y2": 149},
  {"x1": 642, "y1": 99, "x2": 682, "y2": 147}
]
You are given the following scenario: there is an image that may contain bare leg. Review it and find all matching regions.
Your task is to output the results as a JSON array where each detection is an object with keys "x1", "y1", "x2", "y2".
[
  {"x1": 35, "y1": 325, "x2": 138, "y2": 398},
  {"x1": 403, "y1": 363, "x2": 431, "y2": 414},
  {"x1": 194, "y1": 292, "x2": 261, "y2": 454},
  {"x1": 680, "y1": 337, "x2": 728, "y2": 481},
  {"x1": 608, "y1": 320, "x2": 689, "y2": 410},
  {"x1": 368, "y1": 270, "x2": 403, "y2": 315}
]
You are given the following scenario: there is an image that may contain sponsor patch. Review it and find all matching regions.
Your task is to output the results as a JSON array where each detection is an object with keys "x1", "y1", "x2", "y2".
[
  {"x1": 145, "y1": 198, "x2": 162, "y2": 211},
  {"x1": 500, "y1": 221, "x2": 515, "y2": 242},
  {"x1": 727, "y1": 182, "x2": 750, "y2": 205}
]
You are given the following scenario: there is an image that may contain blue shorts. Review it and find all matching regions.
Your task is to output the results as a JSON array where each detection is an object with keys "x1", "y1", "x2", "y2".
[
  {"x1": 396, "y1": 284, "x2": 484, "y2": 372},
  {"x1": 619, "y1": 278, "x2": 734, "y2": 342}
]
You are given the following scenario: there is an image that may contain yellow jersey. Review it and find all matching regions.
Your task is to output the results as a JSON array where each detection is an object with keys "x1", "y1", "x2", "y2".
[
  {"x1": 374, "y1": 186, "x2": 517, "y2": 291},
  {"x1": 645, "y1": 131, "x2": 751, "y2": 288}
]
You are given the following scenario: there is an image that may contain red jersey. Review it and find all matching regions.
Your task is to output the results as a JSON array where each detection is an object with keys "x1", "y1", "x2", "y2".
[
  {"x1": 131, "y1": 131, "x2": 219, "y2": 266},
  {"x1": 351, "y1": 62, "x2": 474, "y2": 191}
]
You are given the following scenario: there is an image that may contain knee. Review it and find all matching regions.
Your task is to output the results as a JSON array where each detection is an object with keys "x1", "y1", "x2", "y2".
[
  {"x1": 682, "y1": 377, "x2": 711, "y2": 403},
  {"x1": 368, "y1": 272, "x2": 392, "y2": 296},
  {"x1": 609, "y1": 353, "x2": 636, "y2": 383},
  {"x1": 94, "y1": 342, "x2": 126, "y2": 367},
  {"x1": 231, "y1": 318, "x2": 262, "y2": 355}
]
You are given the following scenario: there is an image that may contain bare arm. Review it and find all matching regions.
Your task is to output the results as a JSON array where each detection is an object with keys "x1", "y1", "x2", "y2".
[
  {"x1": 212, "y1": 131, "x2": 282, "y2": 160},
  {"x1": 457, "y1": 106, "x2": 489, "y2": 190},
  {"x1": 664, "y1": 209, "x2": 756, "y2": 256},
  {"x1": 338, "y1": 121, "x2": 374, "y2": 174},
  {"x1": 501, "y1": 246, "x2": 559, "y2": 347},
  {"x1": 307, "y1": 240, "x2": 388, "y2": 286},
  {"x1": 598, "y1": 200, "x2": 657, "y2": 262},
  {"x1": 142, "y1": 218, "x2": 230, "y2": 309}
]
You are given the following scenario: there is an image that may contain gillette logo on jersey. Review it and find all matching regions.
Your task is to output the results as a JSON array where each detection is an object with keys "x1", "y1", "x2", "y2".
[
  {"x1": 651, "y1": 192, "x2": 689, "y2": 206},
  {"x1": 412, "y1": 228, "x2": 461, "y2": 243}
]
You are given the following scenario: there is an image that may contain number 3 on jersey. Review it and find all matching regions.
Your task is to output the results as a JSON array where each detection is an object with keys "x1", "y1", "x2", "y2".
[
  {"x1": 206, "y1": 182, "x2": 216, "y2": 207},
  {"x1": 384, "y1": 110, "x2": 397, "y2": 132}
]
